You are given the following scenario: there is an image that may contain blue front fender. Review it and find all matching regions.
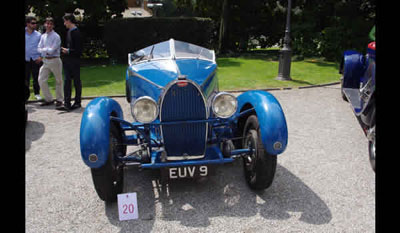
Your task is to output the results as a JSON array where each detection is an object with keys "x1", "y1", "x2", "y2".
[
  {"x1": 237, "y1": 90, "x2": 288, "y2": 155},
  {"x1": 342, "y1": 50, "x2": 366, "y2": 89},
  {"x1": 80, "y1": 97, "x2": 124, "y2": 168}
]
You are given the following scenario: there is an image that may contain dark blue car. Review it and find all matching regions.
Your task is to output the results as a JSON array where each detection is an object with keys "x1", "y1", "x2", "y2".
[
  {"x1": 340, "y1": 41, "x2": 376, "y2": 171},
  {"x1": 80, "y1": 39, "x2": 288, "y2": 202}
]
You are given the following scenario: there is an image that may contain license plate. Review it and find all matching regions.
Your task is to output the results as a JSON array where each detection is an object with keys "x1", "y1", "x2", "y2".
[{"x1": 168, "y1": 165, "x2": 208, "y2": 179}]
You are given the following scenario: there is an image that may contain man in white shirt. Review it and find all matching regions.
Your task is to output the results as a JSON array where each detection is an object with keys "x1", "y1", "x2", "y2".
[{"x1": 37, "y1": 17, "x2": 64, "y2": 107}]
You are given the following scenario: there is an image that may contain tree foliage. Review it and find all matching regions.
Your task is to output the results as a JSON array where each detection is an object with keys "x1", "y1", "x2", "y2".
[
  {"x1": 291, "y1": 0, "x2": 376, "y2": 61},
  {"x1": 172, "y1": 0, "x2": 286, "y2": 53},
  {"x1": 25, "y1": 0, "x2": 375, "y2": 61},
  {"x1": 25, "y1": 0, "x2": 127, "y2": 59},
  {"x1": 173, "y1": 0, "x2": 375, "y2": 60},
  {"x1": 25, "y1": 0, "x2": 127, "y2": 23}
]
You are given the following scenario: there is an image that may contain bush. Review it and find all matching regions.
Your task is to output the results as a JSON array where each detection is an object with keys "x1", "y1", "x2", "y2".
[
  {"x1": 291, "y1": 21, "x2": 322, "y2": 59},
  {"x1": 104, "y1": 17, "x2": 215, "y2": 63},
  {"x1": 290, "y1": 1, "x2": 375, "y2": 62},
  {"x1": 319, "y1": 19, "x2": 372, "y2": 61},
  {"x1": 79, "y1": 22, "x2": 108, "y2": 59},
  {"x1": 292, "y1": 23, "x2": 373, "y2": 62}
]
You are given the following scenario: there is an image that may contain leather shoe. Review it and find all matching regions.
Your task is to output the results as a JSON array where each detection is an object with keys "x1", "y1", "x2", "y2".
[
  {"x1": 71, "y1": 103, "x2": 81, "y2": 110},
  {"x1": 40, "y1": 101, "x2": 53, "y2": 106},
  {"x1": 55, "y1": 101, "x2": 63, "y2": 107},
  {"x1": 56, "y1": 104, "x2": 72, "y2": 111}
]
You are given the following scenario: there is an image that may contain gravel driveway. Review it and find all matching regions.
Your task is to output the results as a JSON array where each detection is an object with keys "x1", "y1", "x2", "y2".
[{"x1": 25, "y1": 84, "x2": 375, "y2": 232}]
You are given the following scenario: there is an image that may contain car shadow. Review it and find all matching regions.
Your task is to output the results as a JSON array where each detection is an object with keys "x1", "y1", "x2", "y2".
[
  {"x1": 105, "y1": 168, "x2": 158, "y2": 233},
  {"x1": 290, "y1": 79, "x2": 314, "y2": 86},
  {"x1": 105, "y1": 161, "x2": 331, "y2": 231},
  {"x1": 217, "y1": 58, "x2": 242, "y2": 67},
  {"x1": 56, "y1": 106, "x2": 86, "y2": 115},
  {"x1": 27, "y1": 101, "x2": 85, "y2": 115},
  {"x1": 25, "y1": 120, "x2": 45, "y2": 152}
]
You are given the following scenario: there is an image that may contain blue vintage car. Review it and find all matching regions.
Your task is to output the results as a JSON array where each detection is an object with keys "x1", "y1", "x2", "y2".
[{"x1": 80, "y1": 39, "x2": 288, "y2": 202}]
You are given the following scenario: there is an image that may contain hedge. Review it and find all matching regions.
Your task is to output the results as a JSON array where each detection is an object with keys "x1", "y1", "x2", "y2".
[{"x1": 104, "y1": 17, "x2": 215, "y2": 63}]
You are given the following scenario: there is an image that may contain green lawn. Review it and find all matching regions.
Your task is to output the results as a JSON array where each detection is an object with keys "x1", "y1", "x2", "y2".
[
  {"x1": 29, "y1": 64, "x2": 128, "y2": 100},
  {"x1": 217, "y1": 57, "x2": 341, "y2": 91},
  {"x1": 27, "y1": 57, "x2": 341, "y2": 100},
  {"x1": 77, "y1": 64, "x2": 126, "y2": 96}
]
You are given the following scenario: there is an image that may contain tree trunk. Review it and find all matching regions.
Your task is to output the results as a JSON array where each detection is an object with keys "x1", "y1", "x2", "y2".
[{"x1": 218, "y1": 0, "x2": 229, "y2": 53}]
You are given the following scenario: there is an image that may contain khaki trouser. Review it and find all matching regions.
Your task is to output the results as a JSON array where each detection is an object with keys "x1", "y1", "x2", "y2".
[{"x1": 38, "y1": 57, "x2": 64, "y2": 102}]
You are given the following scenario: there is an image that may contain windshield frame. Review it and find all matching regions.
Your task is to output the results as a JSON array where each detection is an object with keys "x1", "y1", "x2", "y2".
[{"x1": 128, "y1": 39, "x2": 215, "y2": 66}]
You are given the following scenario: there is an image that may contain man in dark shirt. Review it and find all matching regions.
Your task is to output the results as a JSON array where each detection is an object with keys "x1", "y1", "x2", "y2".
[{"x1": 57, "y1": 13, "x2": 83, "y2": 111}]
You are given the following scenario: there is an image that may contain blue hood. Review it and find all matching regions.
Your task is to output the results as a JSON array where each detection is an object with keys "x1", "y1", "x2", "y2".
[{"x1": 129, "y1": 59, "x2": 217, "y2": 88}]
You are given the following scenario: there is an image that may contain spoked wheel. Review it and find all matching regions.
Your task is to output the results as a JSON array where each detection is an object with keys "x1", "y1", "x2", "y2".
[
  {"x1": 242, "y1": 115, "x2": 277, "y2": 190},
  {"x1": 91, "y1": 122, "x2": 126, "y2": 202}
]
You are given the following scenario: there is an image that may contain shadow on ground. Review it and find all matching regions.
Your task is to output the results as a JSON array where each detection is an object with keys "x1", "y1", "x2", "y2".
[{"x1": 104, "y1": 161, "x2": 331, "y2": 232}]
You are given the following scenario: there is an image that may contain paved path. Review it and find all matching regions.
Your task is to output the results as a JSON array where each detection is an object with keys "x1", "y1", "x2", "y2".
[{"x1": 25, "y1": 84, "x2": 375, "y2": 232}]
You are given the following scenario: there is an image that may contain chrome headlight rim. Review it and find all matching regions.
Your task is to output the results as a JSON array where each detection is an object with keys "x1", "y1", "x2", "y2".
[
  {"x1": 212, "y1": 92, "x2": 238, "y2": 119},
  {"x1": 131, "y1": 96, "x2": 159, "y2": 123}
]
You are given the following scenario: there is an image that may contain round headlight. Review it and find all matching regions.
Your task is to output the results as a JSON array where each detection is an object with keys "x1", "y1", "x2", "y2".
[
  {"x1": 131, "y1": 96, "x2": 158, "y2": 123},
  {"x1": 212, "y1": 92, "x2": 238, "y2": 118}
]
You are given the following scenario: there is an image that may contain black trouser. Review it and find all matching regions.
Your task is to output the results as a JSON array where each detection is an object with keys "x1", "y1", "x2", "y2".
[
  {"x1": 25, "y1": 58, "x2": 42, "y2": 97},
  {"x1": 63, "y1": 58, "x2": 81, "y2": 107}
]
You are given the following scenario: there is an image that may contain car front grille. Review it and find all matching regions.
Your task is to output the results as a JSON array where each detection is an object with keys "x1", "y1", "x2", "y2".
[{"x1": 160, "y1": 81, "x2": 207, "y2": 159}]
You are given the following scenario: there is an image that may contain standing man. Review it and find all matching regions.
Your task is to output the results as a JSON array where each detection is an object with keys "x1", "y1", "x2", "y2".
[
  {"x1": 37, "y1": 17, "x2": 64, "y2": 107},
  {"x1": 57, "y1": 13, "x2": 83, "y2": 111},
  {"x1": 25, "y1": 16, "x2": 43, "y2": 101}
]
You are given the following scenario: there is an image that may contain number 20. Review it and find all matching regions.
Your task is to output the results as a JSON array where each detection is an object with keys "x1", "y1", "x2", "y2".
[{"x1": 123, "y1": 204, "x2": 134, "y2": 214}]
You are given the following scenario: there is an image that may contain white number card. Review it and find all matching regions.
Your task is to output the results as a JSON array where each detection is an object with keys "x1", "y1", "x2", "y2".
[{"x1": 117, "y1": 192, "x2": 139, "y2": 221}]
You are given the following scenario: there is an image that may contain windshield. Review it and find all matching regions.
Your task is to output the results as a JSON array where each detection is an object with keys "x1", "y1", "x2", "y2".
[
  {"x1": 174, "y1": 40, "x2": 214, "y2": 61},
  {"x1": 131, "y1": 40, "x2": 171, "y2": 62},
  {"x1": 129, "y1": 39, "x2": 215, "y2": 65}
]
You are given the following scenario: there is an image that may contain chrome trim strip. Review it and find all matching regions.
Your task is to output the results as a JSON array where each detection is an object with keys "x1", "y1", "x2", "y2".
[
  {"x1": 128, "y1": 53, "x2": 132, "y2": 67},
  {"x1": 174, "y1": 56, "x2": 215, "y2": 63},
  {"x1": 166, "y1": 155, "x2": 204, "y2": 161},
  {"x1": 170, "y1": 38, "x2": 176, "y2": 60},
  {"x1": 129, "y1": 56, "x2": 214, "y2": 65},
  {"x1": 128, "y1": 69, "x2": 164, "y2": 89}
]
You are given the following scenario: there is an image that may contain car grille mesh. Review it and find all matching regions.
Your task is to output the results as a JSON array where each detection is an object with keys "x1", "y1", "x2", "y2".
[{"x1": 160, "y1": 82, "x2": 207, "y2": 158}]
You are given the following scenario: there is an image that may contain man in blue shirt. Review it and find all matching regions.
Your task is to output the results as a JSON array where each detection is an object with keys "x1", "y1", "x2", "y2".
[{"x1": 25, "y1": 16, "x2": 42, "y2": 101}]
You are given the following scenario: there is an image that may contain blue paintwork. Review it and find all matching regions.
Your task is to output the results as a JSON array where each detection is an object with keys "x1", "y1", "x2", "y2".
[
  {"x1": 237, "y1": 90, "x2": 288, "y2": 155},
  {"x1": 80, "y1": 97, "x2": 124, "y2": 168},
  {"x1": 175, "y1": 59, "x2": 217, "y2": 88},
  {"x1": 342, "y1": 50, "x2": 366, "y2": 89},
  {"x1": 126, "y1": 59, "x2": 217, "y2": 103},
  {"x1": 128, "y1": 60, "x2": 177, "y2": 87}
]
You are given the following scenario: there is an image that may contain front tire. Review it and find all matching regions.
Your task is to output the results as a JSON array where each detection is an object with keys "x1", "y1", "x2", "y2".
[
  {"x1": 91, "y1": 122, "x2": 126, "y2": 202},
  {"x1": 368, "y1": 125, "x2": 376, "y2": 172},
  {"x1": 125, "y1": 80, "x2": 131, "y2": 103},
  {"x1": 340, "y1": 76, "x2": 348, "y2": 102},
  {"x1": 242, "y1": 115, "x2": 277, "y2": 190}
]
